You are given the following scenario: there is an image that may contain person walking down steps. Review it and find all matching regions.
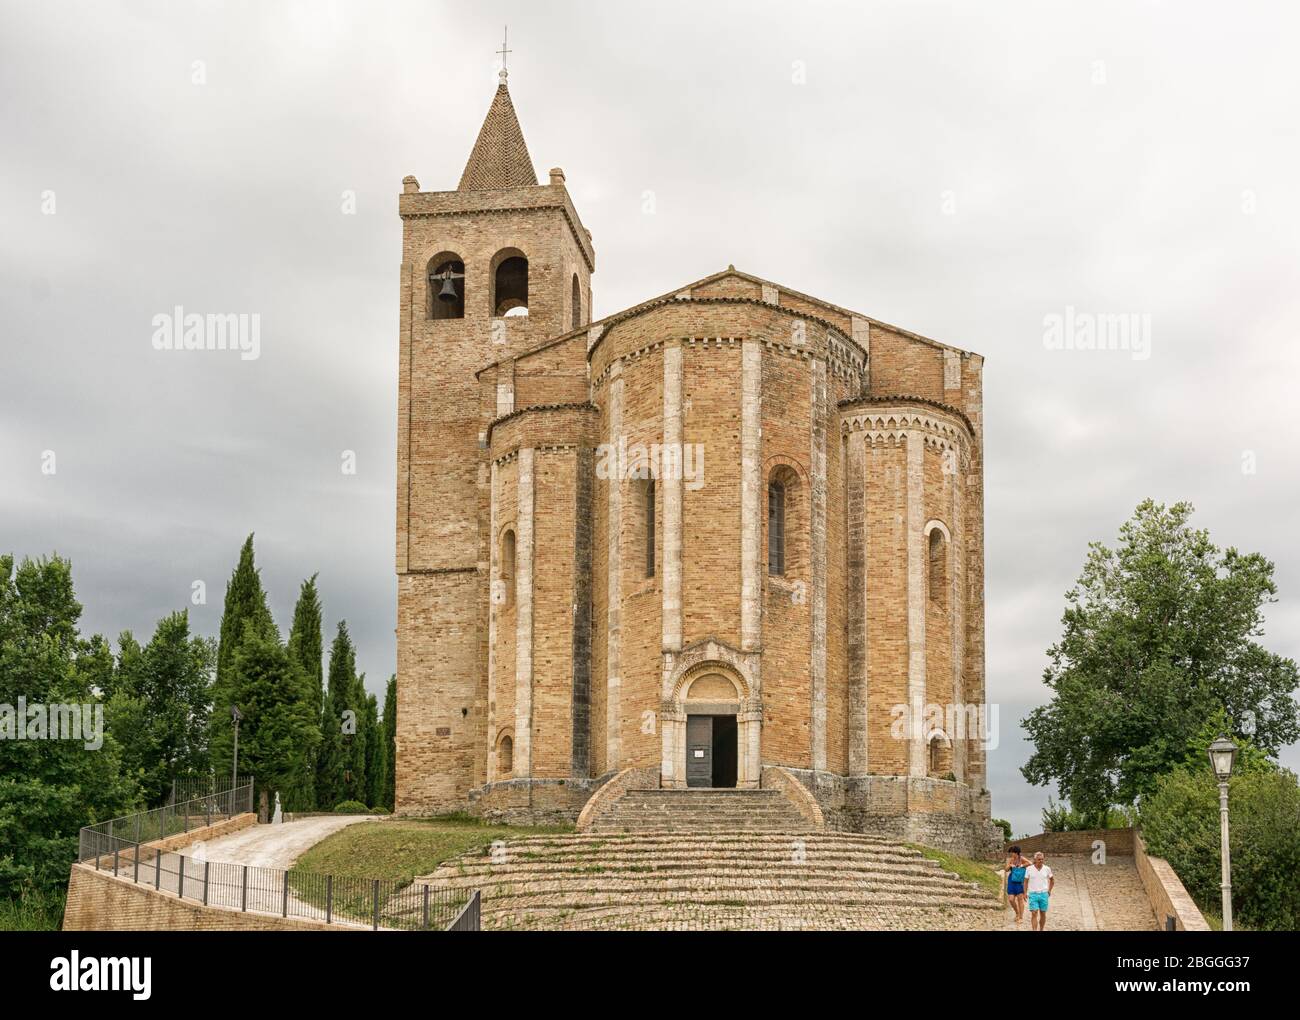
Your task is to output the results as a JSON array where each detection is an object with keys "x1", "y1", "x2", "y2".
[{"x1": 1025, "y1": 852, "x2": 1055, "y2": 931}]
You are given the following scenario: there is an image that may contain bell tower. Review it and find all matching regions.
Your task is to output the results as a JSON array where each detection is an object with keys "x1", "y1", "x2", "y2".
[{"x1": 395, "y1": 66, "x2": 596, "y2": 813}]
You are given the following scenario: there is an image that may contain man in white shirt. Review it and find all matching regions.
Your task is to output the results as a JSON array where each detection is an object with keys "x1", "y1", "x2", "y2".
[{"x1": 1025, "y1": 851, "x2": 1054, "y2": 930}]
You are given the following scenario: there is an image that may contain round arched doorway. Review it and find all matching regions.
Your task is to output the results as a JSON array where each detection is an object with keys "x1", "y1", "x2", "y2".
[{"x1": 662, "y1": 659, "x2": 760, "y2": 789}]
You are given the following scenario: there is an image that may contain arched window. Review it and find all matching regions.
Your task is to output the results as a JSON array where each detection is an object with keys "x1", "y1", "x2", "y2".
[
  {"x1": 928, "y1": 732, "x2": 946, "y2": 776},
  {"x1": 571, "y1": 273, "x2": 582, "y2": 330},
  {"x1": 645, "y1": 479, "x2": 656, "y2": 578},
  {"x1": 927, "y1": 525, "x2": 948, "y2": 609},
  {"x1": 498, "y1": 734, "x2": 514, "y2": 777},
  {"x1": 491, "y1": 248, "x2": 528, "y2": 317},
  {"x1": 500, "y1": 528, "x2": 516, "y2": 607},
  {"x1": 427, "y1": 252, "x2": 465, "y2": 320},
  {"x1": 768, "y1": 479, "x2": 786, "y2": 575}
]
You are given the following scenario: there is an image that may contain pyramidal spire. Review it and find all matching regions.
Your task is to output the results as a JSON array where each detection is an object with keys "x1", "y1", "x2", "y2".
[{"x1": 457, "y1": 68, "x2": 539, "y2": 191}]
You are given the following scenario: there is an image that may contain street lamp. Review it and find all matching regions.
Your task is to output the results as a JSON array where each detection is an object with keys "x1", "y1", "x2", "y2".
[{"x1": 1208, "y1": 735, "x2": 1238, "y2": 931}]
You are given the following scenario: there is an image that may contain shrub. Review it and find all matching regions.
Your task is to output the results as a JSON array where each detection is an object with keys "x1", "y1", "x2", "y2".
[
  {"x1": 332, "y1": 800, "x2": 369, "y2": 814},
  {"x1": 1142, "y1": 766, "x2": 1300, "y2": 931},
  {"x1": 369, "y1": 806, "x2": 390, "y2": 815},
  {"x1": 991, "y1": 818, "x2": 1012, "y2": 843}
]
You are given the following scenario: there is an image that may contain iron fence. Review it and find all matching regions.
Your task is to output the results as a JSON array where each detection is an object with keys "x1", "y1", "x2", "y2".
[
  {"x1": 168, "y1": 774, "x2": 254, "y2": 806},
  {"x1": 80, "y1": 782, "x2": 255, "y2": 858},
  {"x1": 77, "y1": 783, "x2": 478, "y2": 930},
  {"x1": 81, "y1": 841, "x2": 475, "y2": 930}
]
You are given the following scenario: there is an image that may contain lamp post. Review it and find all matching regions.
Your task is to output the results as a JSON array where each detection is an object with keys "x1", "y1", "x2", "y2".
[
  {"x1": 1208, "y1": 735, "x2": 1238, "y2": 931},
  {"x1": 230, "y1": 705, "x2": 243, "y2": 791}
]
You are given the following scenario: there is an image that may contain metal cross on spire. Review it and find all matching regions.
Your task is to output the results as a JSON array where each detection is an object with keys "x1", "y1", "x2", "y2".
[{"x1": 496, "y1": 26, "x2": 512, "y2": 82}]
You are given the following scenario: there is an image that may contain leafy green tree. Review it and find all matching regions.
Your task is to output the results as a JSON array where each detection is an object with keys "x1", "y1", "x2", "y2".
[
  {"x1": 227, "y1": 621, "x2": 319, "y2": 811},
  {"x1": 1022, "y1": 500, "x2": 1299, "y2": 817},
  {"x1": 0, "y1": 555, "x2": 139, "y2": 897},
  {"x1": 382, "y1": 673, "x2": 397, "y2": 810},
  {"x1": 1142, "y1": 755, "x2": 1300, "y2": 930},
  {"x1": 108, "y1": 612, "x2": 214, "y2": 806},
  {"x1": 210, "y1": 535, "x2": 276, "y2": 777}
]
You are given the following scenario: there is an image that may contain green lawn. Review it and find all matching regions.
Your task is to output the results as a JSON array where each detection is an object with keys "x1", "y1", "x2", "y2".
[
  {"x1": 907, "y1": 844, "x2": 1004, "y2": 896},
  {"x1": 291, "y1": 814, "x2": 572, "y2": 884},
  {"x1": 286, "y1": 814, "x2": 571, "y2": 928}
]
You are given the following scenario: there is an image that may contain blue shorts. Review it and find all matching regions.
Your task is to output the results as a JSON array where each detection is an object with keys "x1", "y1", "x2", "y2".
[
  {"x1": 1006, "y1": 881, "x2": 1024, "y2": 896},
  {"x1": 1028, "y1": 891, "x2": 1049, "y2": 912}
]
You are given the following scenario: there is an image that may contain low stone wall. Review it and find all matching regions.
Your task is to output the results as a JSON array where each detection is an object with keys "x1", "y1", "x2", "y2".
[
  {"x1": 760, "y1": 766, "x2": 826, "y2": 829},
  {"x1": 1006, "y1": 828, "x2": 1136, "y2": 857},
  {"x1": 62, "y1": 864, "x2": 342, "y2": 931},
  {"x1": 468, "y1": 775, "x2": 613, "y2": 826},
  {"x1": 576, "y1": 767, "x2": 659, "y2": 831},
  {"x1": 1134, "y1": 832, "x2": 1210, "y2": 931},
  {"x1": 784, "y1": 769, "x2": 1003, "y2": 857}
]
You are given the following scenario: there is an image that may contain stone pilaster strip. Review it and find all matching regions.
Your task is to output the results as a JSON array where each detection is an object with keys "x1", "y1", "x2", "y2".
[
  {"x1": 846, "y1": 432, "x2": 867, "y2": 776},
  {"x1": 810, "y1": 357, "x2": 828, "y2": 771},
  {"x1": 514, "y1": 446, "x2": 535, "y2": 778},
  {"x1": 740, "y1": 339, "x2": 762, "y2": 652},
  {"x1": 662, "y1": 342, "x2": 683, "y2": 652},
  {"x1": 486, "y1": 460, "x2": 499, "y2": 783},
  {"x1": 605, "y1": 362, "x2": 623, "y2": 768},
  {"x1": 906, "y1": 431, "x2": 926, "y2": 778}
]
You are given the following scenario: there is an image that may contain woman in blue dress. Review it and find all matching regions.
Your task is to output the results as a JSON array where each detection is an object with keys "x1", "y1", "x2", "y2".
[{"x1": 1005, "y1": 846, "x2": 1028, "y2": 923}]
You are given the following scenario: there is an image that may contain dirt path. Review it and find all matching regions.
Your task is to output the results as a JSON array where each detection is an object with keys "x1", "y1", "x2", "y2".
[
  {"x1": 999, "y1": 854, "x2": 1156, "y2": 931},
  {"x1": 180, "y1": 815, "x2": 376, "y2": 870}
]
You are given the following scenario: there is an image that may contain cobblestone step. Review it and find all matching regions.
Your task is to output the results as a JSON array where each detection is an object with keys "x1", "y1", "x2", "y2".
[
  {"x1": 419, "y1": 827, "x2": 1001, "y2": 930},
  {"x1": 430, "y1": 855, "x2": 962, "y2": 882},
  {"x1": 476, "y1": 886, "x2": 1002, "y2": 921},
  {"x1": 492, "y1": 903, "x2": 1002, "y2": 932},
  {"x1": 588, "y1": 789, "x2": 811, "y2": 832}
]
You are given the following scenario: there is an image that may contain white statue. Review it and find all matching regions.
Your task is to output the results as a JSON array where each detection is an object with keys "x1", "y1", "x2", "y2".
[{"x1": 271, "y1": 791, "x2": 283, "y2": 825}]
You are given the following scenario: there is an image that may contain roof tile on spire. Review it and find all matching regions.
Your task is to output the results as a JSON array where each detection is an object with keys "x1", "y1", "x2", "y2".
[{"x1": 458, "y1": 77, "x2": 538, "y2": 191}]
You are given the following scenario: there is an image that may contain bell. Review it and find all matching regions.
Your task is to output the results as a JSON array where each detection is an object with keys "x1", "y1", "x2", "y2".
[{"x1": 436, "y1": 275, "x2": 458, "y2": 303}]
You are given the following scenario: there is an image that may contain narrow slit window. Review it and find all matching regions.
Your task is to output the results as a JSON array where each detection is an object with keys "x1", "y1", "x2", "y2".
[
  {"x1": 645, "y1": 479, "x2": 656, "y2": 578},
  {"x1": 768, "y1": 481, "x2": 786, "y2": 575}
]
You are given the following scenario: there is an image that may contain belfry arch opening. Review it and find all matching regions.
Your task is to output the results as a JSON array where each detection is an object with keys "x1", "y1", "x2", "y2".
[
  {"x1": 428, "y1": 252, "x2": 465, "y2": 320},
  {"x1": 491, "y1": 248, "x2": 529, "y2": 317}
]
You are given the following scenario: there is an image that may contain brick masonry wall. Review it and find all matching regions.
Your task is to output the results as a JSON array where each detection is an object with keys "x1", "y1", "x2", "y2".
[
  {"x1": 1007, "y1": 828, "x2": 1137, "y2": 856},
  {"x1": 62, "y1": 865, "x2": 342, "y2": 932}
]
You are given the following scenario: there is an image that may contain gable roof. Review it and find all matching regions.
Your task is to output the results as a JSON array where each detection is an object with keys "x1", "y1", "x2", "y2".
[{"x1": 458, "y1": 78, "x2": 538, "y2": 191}]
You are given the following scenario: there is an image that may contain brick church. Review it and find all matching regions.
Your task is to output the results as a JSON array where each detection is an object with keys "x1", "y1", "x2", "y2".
[{"x1": 395, "y1": 69, "x2": 999, "y2": 853}]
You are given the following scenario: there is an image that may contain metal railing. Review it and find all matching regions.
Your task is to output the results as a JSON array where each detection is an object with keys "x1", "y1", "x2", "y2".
[
  {"x1": 168, "y1": 774, "x2": 254, "y2": 806},
  {"x1": 80, "y1": 782, "x2": 255, "y2": 859},
  {"x1": 82, "y1": 842, "x2": 476, "y2": 930},
  {"x1": 77, "y1": 782, "x2": 479, "y2": 931}
]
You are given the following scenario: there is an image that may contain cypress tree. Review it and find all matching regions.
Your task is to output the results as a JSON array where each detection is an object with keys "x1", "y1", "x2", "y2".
[
  {"x1": 363, "y1": 692, "x2": 382, "y2": 809},
  {"x1": 287, "y1": 574, "x2": 323, "y2": 722},
  {"x1": 210, "y1": 535, "x2": 275, "y2": 779},
  {"x1": 317, "y1": 621, "x2": 356, "y2": 809},
  {"x1": 382, "y1": 674, "x2": 397, "y2": 810},
  {"x1": 287, "y1": 575, "x2": 324, "y2": 809}
]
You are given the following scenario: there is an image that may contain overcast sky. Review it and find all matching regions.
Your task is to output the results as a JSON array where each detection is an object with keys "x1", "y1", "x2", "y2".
[{"x1": 2, "y1": 0, "x2": 1298, "y2": 836}]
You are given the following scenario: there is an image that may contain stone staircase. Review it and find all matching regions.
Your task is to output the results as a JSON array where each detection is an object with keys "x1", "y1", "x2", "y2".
[
  {"x1": 587, "y1": 788, "x2": 811, "y2": 832},
  {"x1": 418, "y1": 830, "x2": 1004, "y2": 930}
]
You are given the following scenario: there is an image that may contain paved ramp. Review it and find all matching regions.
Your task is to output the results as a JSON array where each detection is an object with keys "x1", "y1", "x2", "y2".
[
  {"x1": 180, "y1": 815, "x2": 376, "y2": 870},
  {"x1": 1000, "y1": 854, "x2": 1156, "y2": 931}
]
